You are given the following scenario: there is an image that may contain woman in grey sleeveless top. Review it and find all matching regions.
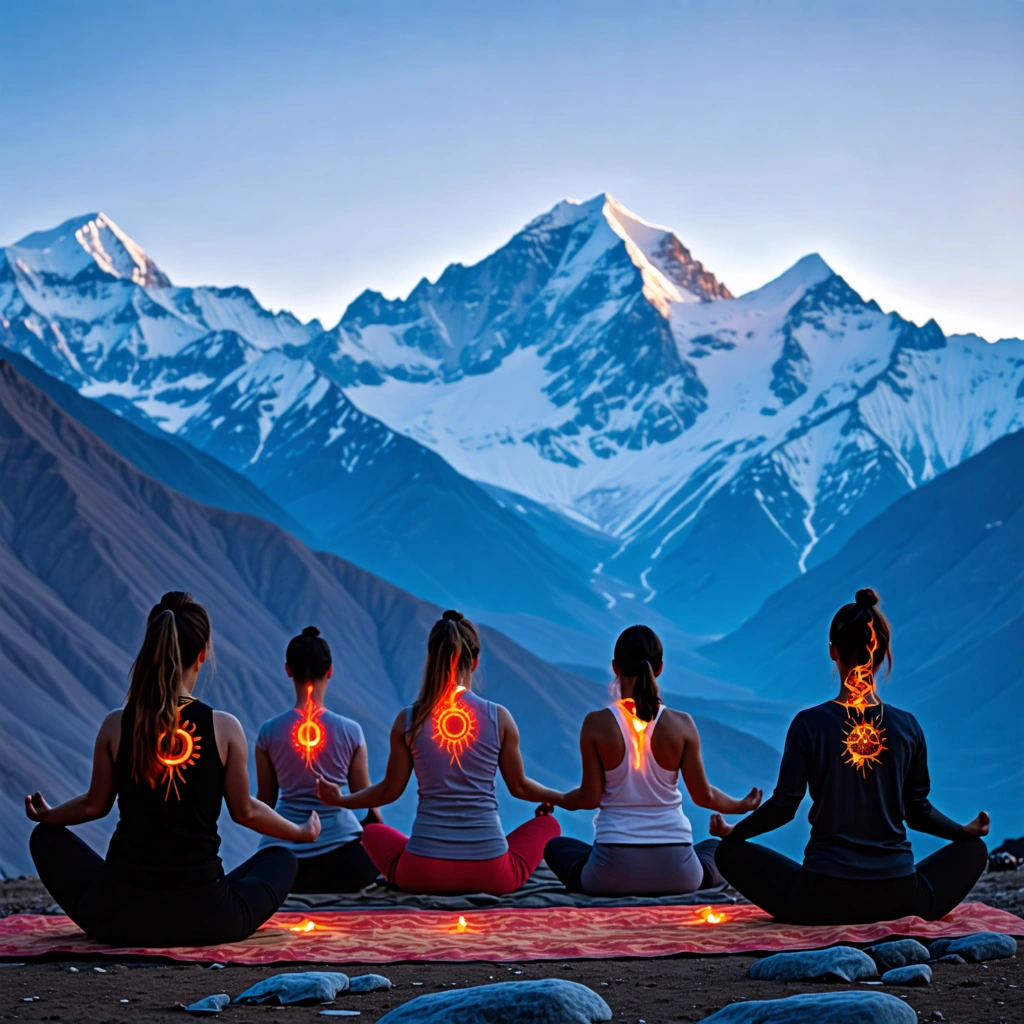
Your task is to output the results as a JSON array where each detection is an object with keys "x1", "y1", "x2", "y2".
[{"x1": 317, "y1": 611, "x2": 563, "y2": 895}]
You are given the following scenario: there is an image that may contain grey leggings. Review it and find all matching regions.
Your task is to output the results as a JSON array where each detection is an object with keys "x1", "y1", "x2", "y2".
[{"x1": 545, "y1": 837, "x2": 723, "y2": 896}]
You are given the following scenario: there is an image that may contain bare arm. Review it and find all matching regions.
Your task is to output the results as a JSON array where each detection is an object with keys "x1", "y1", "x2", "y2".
[
  {"x1": 254, "y1": 744, "x2": 278, "y2": 808},
  {"x1": 217, "y1": 712, "x2": 320, "y2": 843},
  {"x1": 318, "y1": 713, "x2": 412, "y2": 810},
  {"x1": 497, "y1": 706, "x2": 565, "y2": 808},
  {"x1": 679, "y1": 713, "x2": 762, "y2": 814},
  {"x1": 25, "y1": 711, "x2": 121, "y2": 826},
  {"x1": 560, "y1": 712, "x2": 608, "y2": 811},
  {"x1": 347, "y1": 743, "x2": 382, "y2": 823}
]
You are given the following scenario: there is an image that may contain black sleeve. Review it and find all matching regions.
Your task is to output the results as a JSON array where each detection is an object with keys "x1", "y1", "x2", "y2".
[
  {"x1": 902, "y1": 727, "x2": 965, "y2": 840},
  {"x1": 728, "y1": 714, "x2": 809, "y2": 842}
]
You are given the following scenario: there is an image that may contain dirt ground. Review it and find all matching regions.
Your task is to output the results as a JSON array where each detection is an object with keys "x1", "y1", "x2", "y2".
[{"x1": 1, "y1": 874, "x2": 1021, "y2": 1024}]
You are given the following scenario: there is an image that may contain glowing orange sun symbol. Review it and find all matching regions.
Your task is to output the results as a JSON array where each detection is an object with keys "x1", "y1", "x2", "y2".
[
  {"x1": 158, "y1": 718, "x2": 201, "y2": 801},
  {"x1": 433, "y1": 654, "x2": 477, "y2": 766},
  {"x1": 292, "y1": 684, "x2": 326, "y2": 771},
  {"x1": 839, "y1": 620, "x2": 887, "y2": 775}
]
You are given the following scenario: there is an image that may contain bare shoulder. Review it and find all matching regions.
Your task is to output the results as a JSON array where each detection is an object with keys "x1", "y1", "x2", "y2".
[
  {"x1": 98, "y1": 708, "x2": 123, "y2": 741},
  {"x1": 212, "y1": 710, "x2": 244, "y2": 737},
  {"x1": 582, "y1": 707, "x2": 616, "y2": 736},
  {"x1": 660, "y1": 707, "x2": 697, "y2": 735}
]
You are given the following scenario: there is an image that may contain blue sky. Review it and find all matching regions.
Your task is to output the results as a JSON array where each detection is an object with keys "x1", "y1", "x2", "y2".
[{"x1": 2, "y1": 1, "x2": 1021, "y2": 339}]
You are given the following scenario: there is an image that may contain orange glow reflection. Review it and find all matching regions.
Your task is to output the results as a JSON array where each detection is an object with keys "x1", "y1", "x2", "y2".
[
  {"x1": 838, "y1": 621, "x2": 887, "y2": 775},
  {"x1": 698, "y1": 905, "x2": 727, "y2": 924},
  {"x1": 292, "y1": 684, "x2": 326, "y2": 771},
  {"x1": 288, "y1": 918, "x2": 318, "y2": 933},
  {"x1": 448, "y1": 913, "x2": 480, "y2": 934},
  {"x1": 433, "y1": 653, "x2": 478, "y2": 766}
]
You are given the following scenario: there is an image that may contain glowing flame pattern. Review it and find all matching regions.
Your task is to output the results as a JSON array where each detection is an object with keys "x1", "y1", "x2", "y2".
[
  {"x1": 288, "y1": 918, "x2": 318, "y2": 933},
  {"x1": 292, "y1": 684, "x2": 326, "y2": 771},
  {"x1": 158, "y1": 706, "x2": 201, "y2": 801},
  {"x1": 448, "y1": 913, "x2": 481, "y2": 934},
  {"x1": 616, "y1": 699, "x2": 649, "y2": 770},
  {"x1": 698, "y1": 905, "x2": 727, "y2": 924},
  {"x1": 838, "y1": 620, "x2": 887, "y2": 775},
  {"x1": 433, "y1": 653, "x2": 478, "y2": 767}
]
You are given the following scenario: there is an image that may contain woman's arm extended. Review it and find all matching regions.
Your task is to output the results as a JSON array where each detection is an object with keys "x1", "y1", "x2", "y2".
[
  {"x1": 254, "y1": 744, "x2": 278, "y2": 809},
  {"x1": 678, "y1": 712, "x2": 762, "y2": 814},
  {"x1": 217, "y1": 712, "x2": 320, "y2": 843},
  {"x1": 497, "y1": 706, "x2": 566, "y2": 808},
  {"x1": 903, "y1": 732, "x2": 989, "y2": 839},
  {"x1": 559, "y1": 711, "x2": 608, "y2": 811},
  {"x1": 712, "y1": 715, "x2": 808, "y2": 841},
  {"x1": 317, "y1": 712, "x2": 412, "y2": 810},
  {"x1": 347, "y1": 743, "x2": 382, "y2": 823},
  {"x1": 25, "y1": 711, "x2": 121, "y2": 826}
]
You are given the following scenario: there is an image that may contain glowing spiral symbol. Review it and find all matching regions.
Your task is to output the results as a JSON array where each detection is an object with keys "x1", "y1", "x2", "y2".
[
  {"x1": 160, "y1": 728, "x2": 194, "y2": 767},
  {"x1": 297, "y1": 720, "x2": 322, "y2": 750}
]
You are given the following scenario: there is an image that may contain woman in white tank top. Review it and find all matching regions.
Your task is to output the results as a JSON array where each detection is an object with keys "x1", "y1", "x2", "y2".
[{"x1": 545, "y1": 625, "x2": 764, "y2": 896}]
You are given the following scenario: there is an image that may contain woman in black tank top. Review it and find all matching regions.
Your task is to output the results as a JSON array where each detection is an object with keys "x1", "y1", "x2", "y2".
[{"x1": 25, "y1": 592, "x2": 322, "y2": 947}]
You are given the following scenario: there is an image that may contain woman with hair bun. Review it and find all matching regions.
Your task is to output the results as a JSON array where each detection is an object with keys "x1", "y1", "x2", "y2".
[
  {"x1": 316, "y1": 610, "x2": 564, "y2": 895},
  {"x1": 255, "y1": 626, "x2": 379, "y2": 893},
  {"x1": 713, "y1": 588, "x2": 990, "y2": 924},
  {"x1": 544, "y1": 624, "x2": 762, "y2": 895},
  {"x1": 25, "y1": 593, "x2": 320, "y2": 947}
]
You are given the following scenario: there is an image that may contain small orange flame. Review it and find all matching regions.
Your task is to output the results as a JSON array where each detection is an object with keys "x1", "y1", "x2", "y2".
[
  {"x1": 838, "y1": 621, "x2": 887, "y2": 775},
  {"x1": 698, "y1": 905, "x2": 727, "y2": 924},
  {"x1": 288, "y1": 918, "x2": 317, "y2": 933},
  {"x1": 292, "y1": 684, "x2": 327, "y2": 771},
  {"x1": 433, "y1": 653, "x2": 478, "y2": 766},
  {"x1": 457, "y1": 915, "x2": 468, "y2": 932}
]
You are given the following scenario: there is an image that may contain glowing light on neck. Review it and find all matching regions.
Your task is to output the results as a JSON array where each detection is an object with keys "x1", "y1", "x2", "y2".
[
  {"x1": 433, "y1": 653, "x2": 478, "y2": 767},
  {"x1": 839, "y1": 621, "x2": 887, "y2": 775},
  {"x1": 293, "y1": 684, "x2": 326, "y2": 771},
  {"x1": 617, "y1": 699, "x2": 648, "y2": 770}
]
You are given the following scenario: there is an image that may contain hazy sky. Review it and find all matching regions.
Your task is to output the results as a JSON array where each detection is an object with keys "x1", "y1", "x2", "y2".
[{"x1": 2, "y1": 1, "x2": 1021, "y2": 339}]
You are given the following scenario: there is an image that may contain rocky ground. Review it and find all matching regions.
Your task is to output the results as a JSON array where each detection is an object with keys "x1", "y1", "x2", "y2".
[{"x1": 1, "y1": 873, "x2": 1020, "y2": 1024}]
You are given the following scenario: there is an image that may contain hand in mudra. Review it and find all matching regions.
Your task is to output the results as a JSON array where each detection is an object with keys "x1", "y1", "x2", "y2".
[
  {"x1": 709, "y1": 813, "x2": 734, "y2": 839},
  {"x1": 24, "y1": 792, "x2": 52, "y2": 822},
  {"x1": 739, "y1": 787, "x2": 763, "y2": 812},
  {"x1": 963, "y1": 811, "x2": 990, "y2": 837}
]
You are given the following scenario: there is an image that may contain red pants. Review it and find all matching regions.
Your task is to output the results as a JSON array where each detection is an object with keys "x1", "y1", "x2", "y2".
[{"x1": 362, "y1": 817, "x2": 561, "y2": 896}]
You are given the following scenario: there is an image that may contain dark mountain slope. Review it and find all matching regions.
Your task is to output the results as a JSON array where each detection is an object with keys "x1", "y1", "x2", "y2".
[{"x1": 0, "y1": 361, "x2": 779, "y2": 876}]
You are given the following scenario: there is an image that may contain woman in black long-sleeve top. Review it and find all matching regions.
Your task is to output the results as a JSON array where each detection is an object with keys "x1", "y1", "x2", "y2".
[{"x1": 712, "y1": 588, "x2": 990, "y2": 925}]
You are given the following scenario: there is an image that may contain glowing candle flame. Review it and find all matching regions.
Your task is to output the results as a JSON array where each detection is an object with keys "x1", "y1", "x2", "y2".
[
  {"x1": 839, "y1": 621, "x2": 887, "y2": 775},
  {"x1": 698, "y1": 906, "x2": 727, "y2": 924},
  {"x1": 293, "y1": 684, "x2": 326, "y2": 771},
  {"x1": 457, "y1": 915, "x2": 468, "y2": 933},
  {"x1": 289, "y1": 918, "x2": 317, "y2": 933}
]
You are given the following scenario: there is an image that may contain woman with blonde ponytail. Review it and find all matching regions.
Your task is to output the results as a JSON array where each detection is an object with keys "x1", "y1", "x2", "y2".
[
  {"x1": 544, "y1": 624, "x2": 762, "y2": 896},
  {"x1": 317, "y1": 610, "x2": 564, "y2": 894},
  {"x1": 26, "y1": 592, "x2": 321, "y2": 947}
]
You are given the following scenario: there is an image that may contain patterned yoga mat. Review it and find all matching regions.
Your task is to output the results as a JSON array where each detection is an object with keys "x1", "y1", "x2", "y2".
[{"x1": 1, "y1": 902, "x2": 1021, "y2": 964}]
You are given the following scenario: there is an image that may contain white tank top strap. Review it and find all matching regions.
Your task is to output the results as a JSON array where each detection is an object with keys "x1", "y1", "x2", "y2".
[{"x1": 594, "y1": 700, "x2": 693, "y2": 846}]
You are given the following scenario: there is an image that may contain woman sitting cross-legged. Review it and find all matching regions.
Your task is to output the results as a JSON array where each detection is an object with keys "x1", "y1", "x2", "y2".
[
  {"x1": 25, "y1": 592, "x2": 321, "y2": 947},
  {"x1": 316, "y1": 610, "x2": 563, "y2": 895},
  {"x1": 712, "y1": 588, "x2": 990, "y2": 925},
  {"x1": 255, "y1": 626, "x2": 380, "y2": 894},
  {"x1": 544, "y1": 624, "x2": 763, "y2": 896}
]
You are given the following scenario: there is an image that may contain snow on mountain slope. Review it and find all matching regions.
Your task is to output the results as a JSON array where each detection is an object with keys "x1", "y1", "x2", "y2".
[{"x1": 298, "y1": 197, "x2": 1023, "y2": 632}]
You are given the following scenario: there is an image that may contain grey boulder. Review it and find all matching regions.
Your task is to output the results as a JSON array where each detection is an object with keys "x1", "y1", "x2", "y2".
[
  {"x1": 933, "y1": 953, "x2": 967, "y2": 964},
  {"x1": 234, "y1": 972, "x2": 350, "y2": 1005},
  {"x1": 375, "y1": 979, "x2": 612, "y2": 1024},
  {"x1": 348, "y1": 973, "x2": 393, "y2": 993},
  {"x1": 866, "y1": 939, "x2": 931, "y2": 971},
  {"x1": 881, "y1": 964, "x2": 932, "y2": 986},
  {"x1": 928, "y1": 932, "x2": 1018, "y2": 962},
  {"x1": 749, "y1": 946, "x2": 878, "y2": 982},
  {"x1": 699, "y1": 991, "x2": 916, "y2": 1024}
]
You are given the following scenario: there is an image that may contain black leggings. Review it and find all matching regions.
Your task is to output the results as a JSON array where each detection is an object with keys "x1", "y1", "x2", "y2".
[
  {"x1": 30, "y1": 823, "x2": 298, "y2": 947},
  {"x1": 288, "y1": 837, "x2": 380, "y2": 893},
  {"x1": 716, "y1": 836, "x2": 988, "y2": 924}
]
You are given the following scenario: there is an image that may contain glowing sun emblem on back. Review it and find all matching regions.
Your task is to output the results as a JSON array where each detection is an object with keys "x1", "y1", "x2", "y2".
[
  {"x1": 158, "y1": 715, "x2": 201, "y2": 801},
  {"x1": 839, "y1": 620, "x2": 887, "y2": 775},
  {"x1": 433, "y1": 653, "x2": 478, "y2": 767},
  {"x1": 292, "y1": 684, "x2": 327, "y2": 771}
]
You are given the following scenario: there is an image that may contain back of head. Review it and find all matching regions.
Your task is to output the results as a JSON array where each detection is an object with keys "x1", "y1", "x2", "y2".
[
  {"x1": 127, "y1": 591, "x2": 211, "y2": 787},
  {"x1": 409, "y1": 610, "x2": 481, "y2": 738},
  {"x1": 613, "y1": 624, "x2": 663, "y2": 722},
  {"x1": 829, "y1": 587, "x2": 893, "y2": 676},
  {"x1": 286, "y1": 625, "x2": 332, "y2": 685}
]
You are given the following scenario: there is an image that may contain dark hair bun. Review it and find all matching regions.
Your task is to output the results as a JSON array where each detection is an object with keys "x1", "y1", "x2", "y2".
[
  {"x1": 855, "y1": 588, "x2": 879, "y2": 608},
  {"x1": 301, "y1": 625, "x2": 321, "y2": 637},
  {"x1": 441, "y1": 609, "x2": 464, "y2": 622}
]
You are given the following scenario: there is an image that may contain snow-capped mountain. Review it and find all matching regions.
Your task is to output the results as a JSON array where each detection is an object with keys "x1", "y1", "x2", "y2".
[
  {"x1": 294, "y1": 196, "x2": 1024, "y2": 632},
  {"x1": 0, "y1": 213, "x2": 614, "y2": 649}
]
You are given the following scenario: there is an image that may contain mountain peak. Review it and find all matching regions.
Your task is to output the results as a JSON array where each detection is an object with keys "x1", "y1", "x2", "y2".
[
  {"x1": 739, "y1": 252, "x2": 835, "y2": 305},
  {"x1": 8, "y1": 212, "x2": 170, "y2": 288}
]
